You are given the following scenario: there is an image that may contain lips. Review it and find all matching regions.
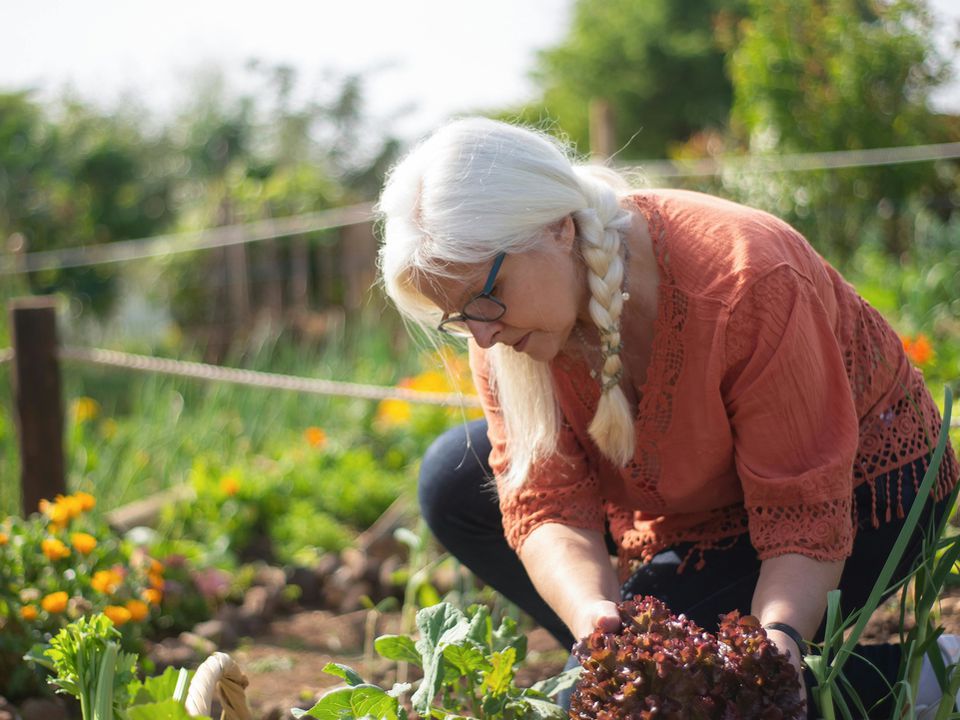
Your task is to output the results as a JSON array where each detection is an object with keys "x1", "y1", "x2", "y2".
[{"x1": 512, "y1": 332, "x2": 531, "y2": 352}]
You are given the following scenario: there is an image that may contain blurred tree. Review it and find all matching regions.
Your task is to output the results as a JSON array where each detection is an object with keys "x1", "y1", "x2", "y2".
[
  {"x1": 726, "y1": 0, "x2": 954, "y2": 259},
  {"x1": 506, "y1": 0, "x2": 748, "y2": 159},
  {"x1": 163, "y1": 64, "x2": 399, "y2": 355},
  {"x1": 0, "y1": 92, "x2": 175, "y2": 316}
]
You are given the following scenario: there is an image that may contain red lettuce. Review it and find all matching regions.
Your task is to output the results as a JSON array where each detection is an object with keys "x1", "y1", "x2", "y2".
[{"x1": 570, "y1": 596, "x2": 804, "y2": 720}]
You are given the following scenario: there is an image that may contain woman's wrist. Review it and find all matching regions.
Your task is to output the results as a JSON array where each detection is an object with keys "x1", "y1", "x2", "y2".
[{"x1": 763, "y1": 621, "x2": 807, "y2": 661}]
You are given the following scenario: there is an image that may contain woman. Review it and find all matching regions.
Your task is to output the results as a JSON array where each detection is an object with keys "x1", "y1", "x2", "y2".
[{"x1": 377, "y1": 117, "x2": 959, "y2": 717}]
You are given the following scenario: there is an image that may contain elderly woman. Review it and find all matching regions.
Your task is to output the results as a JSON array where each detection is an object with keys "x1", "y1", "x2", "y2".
[{"x1": 376, "y1": 117, "x2": 958, "y2": 717}]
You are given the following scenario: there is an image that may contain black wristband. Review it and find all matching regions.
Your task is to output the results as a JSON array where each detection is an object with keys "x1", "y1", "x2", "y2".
[{"x1": 763, "y1": 622, "x2": 807, "y2": 655}]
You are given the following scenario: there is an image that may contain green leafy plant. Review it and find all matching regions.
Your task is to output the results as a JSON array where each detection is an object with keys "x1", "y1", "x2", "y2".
[
  {"x1": 24, "y1": 613, "x2": 138, "y2": 720},
  {"x1": 295, "y1": 602, "x2": 577, "y2": 720},
  {"x1": 25, "y1": 613, "x2": 197, "y2": 720}
]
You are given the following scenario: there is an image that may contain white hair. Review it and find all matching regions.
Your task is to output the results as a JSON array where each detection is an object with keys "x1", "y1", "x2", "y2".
[{"x1": 377, "y1": 117, "x2": 635, "y2": 488}]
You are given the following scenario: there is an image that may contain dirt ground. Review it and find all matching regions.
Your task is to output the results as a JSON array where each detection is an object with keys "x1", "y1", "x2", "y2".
[{"x1": 230, "y1": 589, "x2": 960, "y2": 720}]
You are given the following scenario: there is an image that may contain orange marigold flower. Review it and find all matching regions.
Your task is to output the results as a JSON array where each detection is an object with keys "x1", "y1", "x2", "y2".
[
  {"x1": 125, "y1": 599, "x2": 149, "y2": 622},
  {"x1": 148, "y1": 572, "x2": 165, "y2": 590},
  {"x1": 905, "y1": 333, "x2": 935, "y2": 365},
  {"x1": 20, "y1": 605, "x2": 38, "y2": 621},
  {"x1": 42, "y1": 537, "x2": 71, "y2": 561},
  {"x1": 149, "y1": 558, "x2": 164, "y2": 576},
  {"x1": 57, "y1": 494, "x2": 85, "y2": 520},
  {"x1": 304, "y1": 426, "x2": 327, "y2": 449},
  {"x1": 0, "y1": 532, "x2": 8, "y2": 546},
  {"x1": 41, "y1": 591, "x2": 68, "y2": 614},
  {"x1": 70, "y1": 532, "x2": 97, "y2": 555},
  {"x1": 73, "y1": 491, "x2": 96, "y2": 511},
  {"x1": 141, "y1": 588, "x2": 163, "y2": 606},
  {"x1": 104, "y1": 605, "x2": 131, "y2": 626},
  {"x1": 219, "y1": 475, "x2": 240, "y2": 496},
  {"x1": 91, "y1": 569, "x2": 123, "y2": 594}
]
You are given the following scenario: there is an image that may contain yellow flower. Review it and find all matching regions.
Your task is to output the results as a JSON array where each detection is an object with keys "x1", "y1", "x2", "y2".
[
  {"x1": 304, "y1": 427, "x2": 327, "y2": 449},
  {"x1": 20, "y1": 605, "x2": 38, "y2": 621},
  {"x1": 39, "y1": 498, "x2": 71, "y2": 528},
  {"x1": 70, "y1": 532, "x2": 97, "y2": 555},
  {"x1": 41, "y1": 591, "x2": 68, "y2": 614},
  {"x1": 0, "y1": 532, "x2": 7, "y2": 546},
  {"x1": 219, "y1": 475, "x2": 240, "y2": 497},
  {"x1": 104, "y1": 605, "x2": 131, "y2": 626},
  {"x1": 375, "y1": 398, "x2": 411, "y2": 427},
  {"x1": 74, "y1": 491, "x2": 96, "y2": 511},
  {"x1": 42, "y1": 537, "x2": 71, "y2": 561},
  {"x1": 125, "y1": 599, "x2": 149, "y2": 622},
  {"x1": 73, "y1": 396, "x2": 101, "y2": 423},
  {"x1": 92, "y1": 569, "x2": 123, "y2": 594},
  {"x1": 141, "y1": 588, "x2": 163, "y2": 606}
]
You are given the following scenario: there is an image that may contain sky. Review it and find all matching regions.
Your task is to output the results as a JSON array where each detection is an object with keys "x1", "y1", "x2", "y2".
[{"x1": 1, "y1": 0, "x2": 958, "y2": 145}]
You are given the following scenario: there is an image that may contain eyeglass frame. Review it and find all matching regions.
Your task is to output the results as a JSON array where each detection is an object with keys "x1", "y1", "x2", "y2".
[{"x1": 437, "y1": 252, "x2": 507, "y2": 336}]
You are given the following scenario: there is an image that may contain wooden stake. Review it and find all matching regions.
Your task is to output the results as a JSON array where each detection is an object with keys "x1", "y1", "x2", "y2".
[{"x1": 9, "y1": 297, "x2": 66, "y2": 515}]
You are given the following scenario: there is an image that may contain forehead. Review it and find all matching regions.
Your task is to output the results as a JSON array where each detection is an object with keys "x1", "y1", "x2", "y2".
[{"x1": 413, "y1": 260, "x2": 493, "y2": 312}]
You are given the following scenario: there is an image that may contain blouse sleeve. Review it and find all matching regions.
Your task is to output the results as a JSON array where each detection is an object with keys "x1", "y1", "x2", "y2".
[
  {"x1": 722, "y1": 265, "x2": 859, "y2": 562},
  {"x1": 468, "y1": 342, "x2": 606, "y2": 553}
]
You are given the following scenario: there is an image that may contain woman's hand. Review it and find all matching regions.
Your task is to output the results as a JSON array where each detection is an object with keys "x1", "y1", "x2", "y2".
[
  {"x1": 518, "y1": 523, "x2": 622, "y2": 645},
  {"x1": 765, "y1": 627, "x2": 808, "y2": 711},
  {"x1": 572, "y1": 598, "x2": 621, "y2": 641}
]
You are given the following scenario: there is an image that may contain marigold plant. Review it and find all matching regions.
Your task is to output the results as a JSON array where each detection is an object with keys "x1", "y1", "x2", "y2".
[{"x1": 0, "y1": 492, "x2": 166, "y2": 701}]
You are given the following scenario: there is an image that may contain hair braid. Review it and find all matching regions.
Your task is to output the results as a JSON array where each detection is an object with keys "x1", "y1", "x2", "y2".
[{"x1": 574, "y1": 173, "x2": 635, "y2": 466}]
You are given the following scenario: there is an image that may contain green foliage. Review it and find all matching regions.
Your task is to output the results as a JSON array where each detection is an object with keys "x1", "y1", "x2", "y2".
[
  {"x1": 28, "y1": 621, "x2": 197, "y2": 720},
  {"x1": 726, "y1": 0, "x2": 955, "y2": 259},
  {"x1": 297, "y1": 602, "x2": 573, "y2": 720},
  {"x1": 516, "y1": 0, "x2": 747, "y2": 159},
  {"x1": 0, "y1": 495, "x2": 165, "y2": 701},
  {"x1": 157, "y1": 441, "x2": 414, "y2": 567},
  {"x1": 0, "y1": 92, "x2": 175, "y2": 317},
  {"x1": 26, "y1": 613, "x2": 138, "y2": 720}
]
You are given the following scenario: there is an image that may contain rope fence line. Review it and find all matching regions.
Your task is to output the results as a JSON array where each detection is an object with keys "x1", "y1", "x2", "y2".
[
  {"x1": 2, "y1": 141, "x2": 958, "y2": 276},
  {"x1": 3, "y1": 346, "x2": 956, "y2": 426},
  {"x1": 640, "y1": 140, "x2": 960, "y2": 178},
  {"x1": 0, "y1": 202, "x2": 376, "y2": 275},
  {"x1": 57, "y1": 346, "x2": 482, "y2": 408}
]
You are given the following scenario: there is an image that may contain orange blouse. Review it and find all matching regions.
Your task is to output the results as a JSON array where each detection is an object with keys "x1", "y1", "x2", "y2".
[{"x1": 470, "y1": 189, "x2": 958, "y2": 581}]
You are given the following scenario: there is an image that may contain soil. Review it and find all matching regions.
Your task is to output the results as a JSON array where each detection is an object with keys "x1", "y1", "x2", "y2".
[
  {"x1": 231, "y1": 608, "x2": 570, "y2": 719},
  {"x1": 231, "y1": 589, "x2": 960, "y2": 720}
]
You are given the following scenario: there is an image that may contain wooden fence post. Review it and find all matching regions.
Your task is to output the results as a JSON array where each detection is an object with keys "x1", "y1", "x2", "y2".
[
  {"x1": 589, "y1": 98, "x2": 616, "y2": 160},
  {"x1": 9, "y1": 296, "x2": 67, "y2": 515}
]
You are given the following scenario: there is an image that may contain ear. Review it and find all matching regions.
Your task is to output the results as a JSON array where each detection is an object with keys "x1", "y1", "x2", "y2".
[{"x1": 551, "y1": 214, "x2": 577, "y2": 253}]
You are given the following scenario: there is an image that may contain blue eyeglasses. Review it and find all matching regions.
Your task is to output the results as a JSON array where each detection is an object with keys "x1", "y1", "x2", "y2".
[{"x1": 437, "y1": 252, "x2": 507, "y2": 336}]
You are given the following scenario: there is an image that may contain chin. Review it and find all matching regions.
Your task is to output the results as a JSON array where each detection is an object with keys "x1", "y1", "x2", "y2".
[{"x1": 519, "y1": 334, "x2": 561, "y2": 363}]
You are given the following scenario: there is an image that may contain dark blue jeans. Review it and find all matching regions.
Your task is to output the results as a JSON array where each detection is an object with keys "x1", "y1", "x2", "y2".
[{"x1": 419, "y1": 419, "x2": 953, "y2": 718}]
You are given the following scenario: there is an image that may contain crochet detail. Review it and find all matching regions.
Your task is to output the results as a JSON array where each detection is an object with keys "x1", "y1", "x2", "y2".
[
  {"x1": 498, "y1": 419, "x2": 607, "y2": 551},
  {"x1": 747, "y1": 496, "x2": 853, "y2": 561},
  {"x1": 625, "y1": 197, "x2": 685, "y2": 499},
  {"x1": 616, "y1": 504, "x2": 750, "y2": 578}
]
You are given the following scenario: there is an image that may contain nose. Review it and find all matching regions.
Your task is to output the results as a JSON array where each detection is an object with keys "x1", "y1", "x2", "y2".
[{"x1": 465, "y1": 319, "x2": 501, "y2": 348}]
